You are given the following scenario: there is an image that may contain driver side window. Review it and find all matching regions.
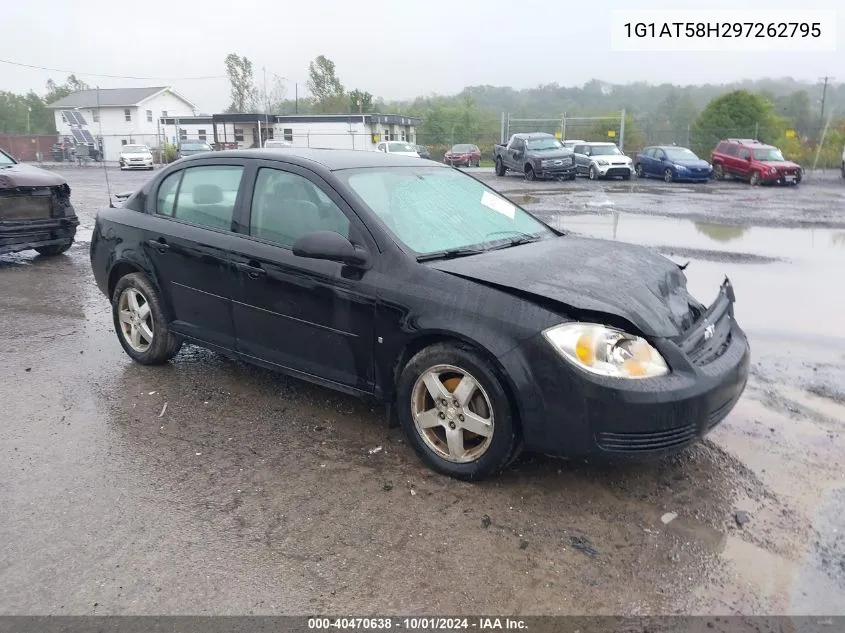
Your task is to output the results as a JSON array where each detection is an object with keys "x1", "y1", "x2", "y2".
[{"x1": 249, "y1": 168, "x2": 350, "y2": 249}]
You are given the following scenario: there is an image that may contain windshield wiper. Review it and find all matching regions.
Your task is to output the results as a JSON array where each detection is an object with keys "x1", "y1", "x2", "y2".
[
  {"x1": 484, "y1": 230, "x2": 542, "y2": 249},
  {"x1": 416, "y1": 247, "x2": 487, "y2": 262}
]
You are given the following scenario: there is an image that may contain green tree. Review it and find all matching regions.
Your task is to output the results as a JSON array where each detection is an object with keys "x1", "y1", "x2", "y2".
[
  {"x1": 224, "y1": 53, "x2": 258, "y2": 113},
  {"x1": 44, "y1": 74, "x2": 90, "y2": 105},
  {"x1": 348, "y1": 89, "x2": 374, "y2": 113},
  {"x1": 691, "y1": 90, "x2": 779, "y2": 156},
  {"x1": 774, "y1": 90, "x2": 813, "y2": 137},
  {"x1": 307, "y1": 55, "x2": 345, "y2": 113}
]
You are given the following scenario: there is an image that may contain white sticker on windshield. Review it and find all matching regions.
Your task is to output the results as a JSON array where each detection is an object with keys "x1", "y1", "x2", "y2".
[{"x1": 481, "y1": 191, "x2": 516, "y2": 219}]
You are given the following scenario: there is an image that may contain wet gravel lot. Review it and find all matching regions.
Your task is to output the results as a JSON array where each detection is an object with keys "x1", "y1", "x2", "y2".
[{"x1": 1, "y1": 164, "x2": 844, "y2": 616}]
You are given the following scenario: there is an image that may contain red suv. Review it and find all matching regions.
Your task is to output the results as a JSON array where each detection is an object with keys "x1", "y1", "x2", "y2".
[
  {"x1": 444, "y1": 144, "x2": 481, "y2": 167},
  {"x1": 711, "y1": 139, "x2": 802, "y2": 186}
]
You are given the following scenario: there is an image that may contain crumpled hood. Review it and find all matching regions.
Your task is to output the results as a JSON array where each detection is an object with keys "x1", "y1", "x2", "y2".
[
  {"x1": 0, "y1": 163, "x2": 68, "y2": 188},
  {"x1": 428, "y1": 235, "x2": 702, "y2": 338}
]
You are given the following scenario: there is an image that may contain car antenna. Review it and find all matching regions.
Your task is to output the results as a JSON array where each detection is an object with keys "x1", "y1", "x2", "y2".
[
  {"x1": 678, "y1": 260, "x2": 690, "y2": 270},
  {"x1": 95, "y1": 85, "x2": 115, "y2": 208}
]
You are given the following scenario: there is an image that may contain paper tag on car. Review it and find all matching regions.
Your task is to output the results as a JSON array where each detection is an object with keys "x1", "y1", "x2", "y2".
[{"x1": 481, "y1": 191, "x2": 516, "y2": 219}]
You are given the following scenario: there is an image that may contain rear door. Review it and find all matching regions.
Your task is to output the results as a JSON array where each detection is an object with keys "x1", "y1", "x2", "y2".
[
  {"x1": 228, "y1": 161, "x2": 378, "y2": 392},
  {"x1": 651, "y1": 149, "x2": 667, "y2": 176},
  {"x1": 734, "y1": 147, "x2": 751, "y2": 179},
  {"x1": 573, "y1": 145, "x2": 589, "y2": 174},
  {"x1": 141, "y1": 159, "x2": 247, "y2": 350}
]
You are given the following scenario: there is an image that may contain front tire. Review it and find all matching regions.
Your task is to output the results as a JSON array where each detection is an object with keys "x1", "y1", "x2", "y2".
[
  {"x1": 495, "y1": 157, "x2": 506, "y2": 177},
  {"x1": 524, "y1": 165, "x2": 536, "y2": 181},
  {"x1": 663, "y1": 168, "x2": 674, "y2": 183},
  {"x1": 112, "y1": 272, "x2": 182, "y2": 365},
  {"x1": 750, "y1": 171, "x2": 760, "y2": 186},
  {"x1": 589, "y1": 165, "x2": 599, "y2": 181},
  {"x1": 396, "y1": 343, "x2": 519, "y2": 481},
  {"x1": 35, "y1": 241, "x2": 73, "y2": 256}
]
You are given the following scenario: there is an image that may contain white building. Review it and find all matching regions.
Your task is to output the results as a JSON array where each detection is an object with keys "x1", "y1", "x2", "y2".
[
  {"x1": 160, "y1": 113, "x2": 422, "y2": 152},
  {"x1": 47, "y1": 86, "x2": 198, "y2": 161}
]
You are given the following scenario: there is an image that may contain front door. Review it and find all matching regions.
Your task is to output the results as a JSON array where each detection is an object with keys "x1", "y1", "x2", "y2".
[
  {"x1": 229, "y1": 162, "x2": 377, "y2": 392},
  {"x1": 141, "y1": 161, "x2": 247, "y2": 350}
]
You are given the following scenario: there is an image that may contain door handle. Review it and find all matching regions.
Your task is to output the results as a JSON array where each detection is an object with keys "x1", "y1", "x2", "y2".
[
  {"x1": 235, "y1": 261, "x2": 266, "y2": 279},
  {"x1": 146, "y1": 238, "x2": 169, "y2": 253}
]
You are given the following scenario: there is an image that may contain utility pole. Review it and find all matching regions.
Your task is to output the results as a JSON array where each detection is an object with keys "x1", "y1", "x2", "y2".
[
  {"x1": 263, "y1": 66, "x2": 269, "y2": 144},
  {"x1": 819, "y1": 76, "x2": 833, "y2": 127}
]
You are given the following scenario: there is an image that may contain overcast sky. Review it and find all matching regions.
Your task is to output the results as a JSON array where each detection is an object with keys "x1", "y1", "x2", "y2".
[{"x1": 2, "y1": 0, "x2": 841, "y2": 112}]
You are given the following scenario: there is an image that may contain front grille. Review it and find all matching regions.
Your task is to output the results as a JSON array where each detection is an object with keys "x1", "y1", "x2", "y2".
[
  {"x1": 606, "y1": 167, "x2": 631, "y2": 176},
  {"x1": 0, "y1": 193, "x2": 52, "y2": 220},
  {"x1": 597, "y1": 424, "x2": 698, "y2": 453}
]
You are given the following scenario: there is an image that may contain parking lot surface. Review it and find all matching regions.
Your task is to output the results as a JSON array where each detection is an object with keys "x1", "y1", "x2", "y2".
[{"x1": 1, "y1": 165, "x2": 844, "y2": 615}]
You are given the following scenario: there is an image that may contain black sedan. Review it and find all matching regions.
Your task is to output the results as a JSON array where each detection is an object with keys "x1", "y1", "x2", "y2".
[
  {"x1": 1, "y1": 148, "x2": 78, "y2": 256},
  {"x1": 90, "y1": 149, "x2": 750, "y2": 480}
]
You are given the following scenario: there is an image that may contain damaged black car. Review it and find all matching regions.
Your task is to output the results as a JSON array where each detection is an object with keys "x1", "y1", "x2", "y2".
[
  {"x1": 90, "y1": 149, "x2": 750, "y2": 480},
  {"x1": 0, "y1": 148, "x2": 78, "y2": 257}
]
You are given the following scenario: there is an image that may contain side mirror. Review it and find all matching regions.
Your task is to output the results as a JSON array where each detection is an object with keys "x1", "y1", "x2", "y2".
[
  {"x1": 746, "y1": 155, "x2": 753, "y2": 162},
  {"x1": 292, "y1": 231, "x2": 369, "y2": 267}
]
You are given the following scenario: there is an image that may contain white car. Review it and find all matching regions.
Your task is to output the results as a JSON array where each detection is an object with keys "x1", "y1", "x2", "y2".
[
  {"x1": 375, "y1": 141, "x2": 420, "y2": 157},
  {"x1": 118, "y1": 144, "x2": 154, "y2": 170},
  {"x1": 573, "y1": 141, "x2": 633, "y2": 180},
  {"x1": 562, "y1": 139, "x2": 585, "y2": 150}
]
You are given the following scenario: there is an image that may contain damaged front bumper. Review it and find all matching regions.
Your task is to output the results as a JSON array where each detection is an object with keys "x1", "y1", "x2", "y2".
[
  {"x1": 0, "y1": 216, "x2": 79, "y2": 255},
  {"x1": 499, "y1": 278, "x2": 751, "y2": 458}
]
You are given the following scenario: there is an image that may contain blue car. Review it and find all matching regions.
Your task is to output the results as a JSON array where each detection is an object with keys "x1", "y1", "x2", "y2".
[{"x1": 634, "y1": 146, "x2": 712, "y2": 183}]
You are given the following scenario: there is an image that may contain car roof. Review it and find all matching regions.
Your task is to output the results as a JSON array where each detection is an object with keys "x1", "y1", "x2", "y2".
[
  {"x1": 722, "y1": 138, "x2": 770, "y2": 147},
  {"x1": 587, "y1": 141, "x2": 616, "y2": 146},
  {"x1": 175, "y1": 148, "x2": 443, "y2": 171},
  {"x1": 513, "y1": 133, "x2": 555, "y2": 139}
]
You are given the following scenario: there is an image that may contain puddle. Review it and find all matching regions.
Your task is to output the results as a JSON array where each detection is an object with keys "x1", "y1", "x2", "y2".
[{"x1": 544, "y1": 212, "x2": 845, "y2": 341}]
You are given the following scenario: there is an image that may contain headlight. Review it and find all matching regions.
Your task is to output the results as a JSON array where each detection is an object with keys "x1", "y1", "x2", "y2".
[
  {"x1": 675, "y1": 164, "x2": 687, "y2": 170},
  {"x1": 542, "y1": 323, "x2": 669, "y2": 379},
  {"x1": 596, "y1": 159, "x2": 608, "y2": 166}
]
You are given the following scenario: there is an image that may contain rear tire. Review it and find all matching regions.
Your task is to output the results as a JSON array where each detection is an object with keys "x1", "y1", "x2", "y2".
[
  {"x1": 713, "y1": 163, "x2": 725, "y2": 180},
  {"x1": 111, "y1": 272, "x2": 183, "y2": 365},
  {"x1": 35, "y1": 242, "x2": 73, "y2": 256},
  {"x1": 396, "y1": 342, "x2": 520, "y2": 481},
  {"x1": 495, "y1": 157, "x2": 506, "y2": 177},
  {"x1": 635, "y1": 163, "x2": 645, "y2": 178}
]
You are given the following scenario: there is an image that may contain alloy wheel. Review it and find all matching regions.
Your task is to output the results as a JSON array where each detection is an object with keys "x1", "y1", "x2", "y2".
[
  {"x1": 117, "y1": 287, "x2": 154, "y2": 353},
  {"x1": 410, "y1": 364, "x2": 494, "y2": 463},
  {"x1": 664, "y1": 168, "x2": 673, "y2": 183}
]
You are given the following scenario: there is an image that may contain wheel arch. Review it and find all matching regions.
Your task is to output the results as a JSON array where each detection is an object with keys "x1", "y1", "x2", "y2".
[
  {"x1": 389, "y1": 330, "x2": 525, "y2": 434},
  {"x1": 107, "y1": 258, "x2": 173, "y2": 320}
]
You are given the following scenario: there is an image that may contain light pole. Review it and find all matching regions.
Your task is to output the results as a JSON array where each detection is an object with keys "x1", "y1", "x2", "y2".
[{"x1": 26, "y1": 106, "x2": 31, "y2": 135}]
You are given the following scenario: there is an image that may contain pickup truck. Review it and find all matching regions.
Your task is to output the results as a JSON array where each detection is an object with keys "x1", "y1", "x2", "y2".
[{"x1": 493, "y1": 133, "x2": 576, "y2": 181}]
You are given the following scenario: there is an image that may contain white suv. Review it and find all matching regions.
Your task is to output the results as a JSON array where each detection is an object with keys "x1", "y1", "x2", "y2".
[{"x1": 572, "y1": 142, "x2": 633, "y2": 180}]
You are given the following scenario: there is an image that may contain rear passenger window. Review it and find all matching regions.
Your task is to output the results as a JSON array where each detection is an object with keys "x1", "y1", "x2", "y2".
[
  {"x1": 249, "y1": 168, "x2": 350, "y2": 248},
  {"x1": 725, "y1": 145, "x2": 738, "y2": 156},
  {"x1": 166, "y1": 166, "x2": 243, "y2": 231}
]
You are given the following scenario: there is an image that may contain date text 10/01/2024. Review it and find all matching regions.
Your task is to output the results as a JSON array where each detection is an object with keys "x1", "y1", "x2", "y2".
[
  {"x1": 623, "y1": 22, "x2": 822, "y2": 38},
  {"x1": 307, "y1": 617, "x2": 528, "y2": 630}
]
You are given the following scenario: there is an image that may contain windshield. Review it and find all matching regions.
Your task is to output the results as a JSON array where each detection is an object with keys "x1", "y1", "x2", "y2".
[
  {"x1": 590, "y1": 145, "x2": 622, "y2": 156},
  {"x1": 452, "y1": 144, "x2": 475, "y2": 152},
  {"x1": 338, "y1": 166, "x2": 555, "y2": 255},
  {"x1": 0, "y1": 149, "x2": 16, "y2": 166},
  {"x1": 387, "y1": 142, "x2": 416, "y2": 153},
  {"x1": 526, "y1": 138, "x2": 563, "y2": 151},
  {"x1": 664, "y1": 148, "x2": 698, "y2": 161},
  {"x1": 122, "y1": 145, "x2": 149, "y2": 154},
  {"x1": 753, "y1": 148, "x2": 785, "y2": 161},
  {"x1": 181, "y1": 143, "x2": 210, "y2": 150}
]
